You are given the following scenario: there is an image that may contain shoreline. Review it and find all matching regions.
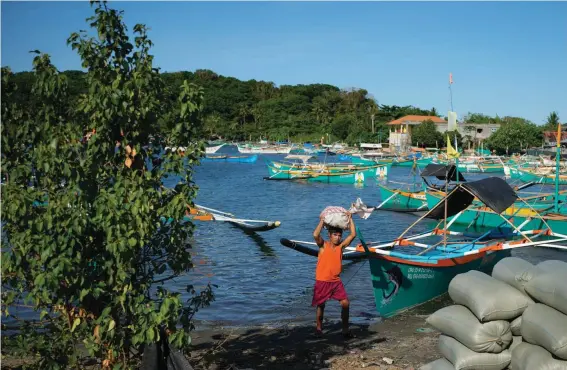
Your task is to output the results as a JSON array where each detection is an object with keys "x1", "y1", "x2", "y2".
[
  {"x1": 187, "y1": 295, "x2": 451, "y2": 370},
  {"x1": 1, "y1": 295, "x2": 451, "y2": 370}
]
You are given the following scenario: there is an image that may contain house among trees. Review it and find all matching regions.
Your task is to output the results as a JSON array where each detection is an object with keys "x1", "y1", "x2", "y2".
[
  {"x1": 388, "y1": 115, "x2": 446, "y2": 150},
  {"x1": 543, "y1": 127, "x2": 567, "y2": 148},
  {"x1": 388, "y1": 114, "x2": 501, "y2": 151}
]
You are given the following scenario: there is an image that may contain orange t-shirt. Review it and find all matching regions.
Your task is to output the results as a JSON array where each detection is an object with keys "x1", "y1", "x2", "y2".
[{"x1": 315, "y1": 241, "x2": 343, "y2": 282}]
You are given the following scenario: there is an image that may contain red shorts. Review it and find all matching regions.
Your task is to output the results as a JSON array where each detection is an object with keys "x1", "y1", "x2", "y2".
[{"x1": 312, "y1": 280, "x2": 348, "y2": 307}]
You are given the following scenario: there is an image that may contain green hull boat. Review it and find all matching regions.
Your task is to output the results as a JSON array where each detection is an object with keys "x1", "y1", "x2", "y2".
[
  {"x1": 266, "y1": 161, "x2": 392, "y2": 183},
  {"x1": 368, "y1": 249, "x2": 511, "y2": 318},
  {"x1": 265, "y1": 164, "x2": 367, "y2": 183},
  {"x1": 394, "y1": 158, "x2": 433, "y2": 168},
  {"x1": 357, "y1": 176, "x2": 567, "y2": 318},
  {"x1": 425, "y1": 191, "x2": 567, "y2": 234},
  {"x1": 511, "y1": 168, "x2": 567, "y2": 185},
  {"x1": 377, "y1": 184, "x2": 427, "y2": 211}
]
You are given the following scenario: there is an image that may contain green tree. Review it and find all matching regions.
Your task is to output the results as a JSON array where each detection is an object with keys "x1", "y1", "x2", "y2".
[
  {"x1": 543, "y1": 111, "x2": 560, "y2": 131},
  {"x1": 462, "y1": 112, "x2": 495, "y2": 123},
  {"x1": 444, "y1": 130, "x2": 463, "y2": 149},
  {"x1": 1, "y1": 2, "x2": 212, "y2": 368},
  {"x1": 411, "y1": 119, "x2": 443, "y2": 147},
  {"x1": 430, "y1": 107, "x2": 438, "y2": 117},
  {"x1": 486, "y1": 121, "x2": 543, "y2": 154}
]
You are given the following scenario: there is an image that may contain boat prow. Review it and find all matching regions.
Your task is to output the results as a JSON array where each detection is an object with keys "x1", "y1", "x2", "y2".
[{"x1": 279, "y1": 238, "x2": 368, "y2": 261}]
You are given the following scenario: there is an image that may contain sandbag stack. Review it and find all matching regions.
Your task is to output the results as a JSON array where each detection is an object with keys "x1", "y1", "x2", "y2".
[{"x1": 420, "y1": 257, "x2": 567, "y2": 370}]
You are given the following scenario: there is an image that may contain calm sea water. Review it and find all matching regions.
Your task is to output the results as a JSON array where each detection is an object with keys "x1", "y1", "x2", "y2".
[
  {"x1": 162, "y1": 145, "x2": 567, "y2": 329},
  {"x1": 5, "y1": 146, "x2": 566, "y2": 330}
]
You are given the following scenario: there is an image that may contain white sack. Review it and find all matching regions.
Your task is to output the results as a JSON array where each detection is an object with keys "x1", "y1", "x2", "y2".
[
  {"x1": 426, "y1": 305, "x2": 512, "y2": 353},
  {"x1": 449, "y1": 270, "x2": 533, "y2": 322}
]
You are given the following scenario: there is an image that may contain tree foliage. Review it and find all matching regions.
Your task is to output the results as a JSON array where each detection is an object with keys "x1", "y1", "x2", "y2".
[
  {"x1": 486, "y1": 121, "x2": 543, "y2": 154},
  {"x1": 543, "y1": 111, "x2": 561, "y2": 131},
  {"x1": 411, "y1": 120, "x2": 443, "y2": 147},
  {"x1": 1, "y1": 2, "x2": 213, "y2": 368},
  {"x1": 7, "y1": 69, "x2": 439, "y2": 143}
]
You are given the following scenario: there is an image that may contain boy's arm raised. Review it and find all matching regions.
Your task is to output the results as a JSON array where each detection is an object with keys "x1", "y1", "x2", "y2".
[
  {"x1": 313, "y1": 218, "x2": 325, "y2": 248},
  {"x1": 341, "y1": 213, "x2": 357, "y2": 249}
]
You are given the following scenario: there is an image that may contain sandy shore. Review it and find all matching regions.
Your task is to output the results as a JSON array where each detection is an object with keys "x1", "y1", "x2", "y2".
[{"x1": 187, "y1": 295, "x2": 451, "y2": 370}]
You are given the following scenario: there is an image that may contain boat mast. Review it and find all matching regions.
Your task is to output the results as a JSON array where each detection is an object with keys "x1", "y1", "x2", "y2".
[{"x1": 555, "y1": 122, "x2": 562, "y2": 213}]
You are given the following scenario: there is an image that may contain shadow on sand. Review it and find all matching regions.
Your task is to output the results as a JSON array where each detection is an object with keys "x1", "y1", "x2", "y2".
[{"x1": 189, "y1": 321, "x2": 387, "y2": 370}]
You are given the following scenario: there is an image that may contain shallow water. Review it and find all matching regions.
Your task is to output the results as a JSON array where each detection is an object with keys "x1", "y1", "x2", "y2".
[{"x1": 165, "y1": 146, "x2": 567, "y2": 329}]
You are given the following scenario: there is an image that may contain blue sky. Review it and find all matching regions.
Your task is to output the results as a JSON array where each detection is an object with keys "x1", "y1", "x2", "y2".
[{"x1": 2, "y1": 1, "x2": 566, "y2": 124}]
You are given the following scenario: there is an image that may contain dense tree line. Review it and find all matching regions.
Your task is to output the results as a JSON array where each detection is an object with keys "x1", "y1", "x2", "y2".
[
  {"x1": 6, "y1": 69, "x2": 443, "y2": 144},
  {"x1": 5, "y1": 65, "x2": 561, "y2": 150}
]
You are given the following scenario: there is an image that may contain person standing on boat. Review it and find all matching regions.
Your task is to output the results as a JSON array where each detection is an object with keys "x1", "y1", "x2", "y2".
[{"x1": 312, "y1": 213, "x2": 357, "y2": 338}]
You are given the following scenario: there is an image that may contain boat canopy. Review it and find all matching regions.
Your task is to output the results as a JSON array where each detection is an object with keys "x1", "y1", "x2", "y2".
[
  {"x1": 421, "y1": 164, "x2": 466, "y2": 182},
  {"x1": 426, "y1": 177, "x2": 518, "y2": 220}
]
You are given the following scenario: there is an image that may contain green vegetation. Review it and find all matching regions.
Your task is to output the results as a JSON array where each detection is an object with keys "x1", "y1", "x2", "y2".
[
  {"x1": 7, "y1": 64, "x2": 558, "y2": 150},
  {"x1": 1, "y1": 2, "x2": 213, "y2": 368},
  {"x1": 486, "y1": 121, "x2": 544, "y2": 154},
  {"x1": 6, "y1": 70, "x2": 440, "y2": 145},
  {"x1": 411, "y1": 119, "x2": 443, "y2": 147},
  {"x1": 543, "y1": 111, "x2": 561, "y2": 131}
]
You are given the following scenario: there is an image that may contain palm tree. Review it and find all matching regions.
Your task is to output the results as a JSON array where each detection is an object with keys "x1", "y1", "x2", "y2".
[
  {"x1": 430, "y1": 107, "x2": 438, "y2": 117},
  {"x1": 238, "y1": 104, "x2": 250, "y2": 125},
  {"x1": 204, "y1": 113, "x2": 221, "y2": 137},
  {"x1": 545, "y1": 111, "x2": 560, "y2": 131},
  {"x1": 367, "y1": 99, "x2": 379, "y2": 134},
  {"x1": 251, "y1": 105, "x2": 263, "y2": 129}
]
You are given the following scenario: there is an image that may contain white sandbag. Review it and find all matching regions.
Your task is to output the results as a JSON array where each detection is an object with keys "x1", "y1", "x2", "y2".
[
  {"x1": 510, "y1": 336, "x2": 522, "y2": 352},
  {"x1": 510, "y1": 316, "x2": 522, "y2": 336},
  {"x1": 438, "y1": 335, "x2": 511, "y2": 370},
  {"x1": 419, "y1": 358, "x2": 454, "y2": 370},
  {"x1": 426, "y1": 305, "x2": 512, "y2": 353},
  {"x1": 525, "y1": 265, "x2": 567, "y2": 316},
  {"x1": 511, "y1": 342, "x2": 567, "y2": 370},
  {"x1": 449, "y1": 270, "x2": 533, "y2": 322},
  {"x1": 536, "y1": 260, "x2": 567, "y2": 271},
  {"x1": 521, "y1": 303, "x2": 567, "y2": 360},
  {"x1": 492, "y1": 257, "x2": 538, "y2": 294},
  {"x1": 319, "y1": 206, "x2": 350, "y2": 230}
]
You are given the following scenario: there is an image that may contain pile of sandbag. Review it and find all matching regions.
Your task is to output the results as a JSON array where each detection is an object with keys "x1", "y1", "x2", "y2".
[{"x1": 420, "y1": 257, "x2": 567, "y2": 370}]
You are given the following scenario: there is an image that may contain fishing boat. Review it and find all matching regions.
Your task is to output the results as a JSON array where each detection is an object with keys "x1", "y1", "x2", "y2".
[
  {"x1": 510, "y1": 167, "x2": 567, "y2": 185},
  {"x1": 202, "y1": 154, "x2": 258, "y2": 163},
  {"x1": 356, "y1": 177, "x2": 567, "y2": 318},
  {"x1": 176, "y1": 205, "x2": 281, "y2": 233},
  {"x1": 394, "y1": 157, "x2": 433, "y2": 168},
  {"x1": 237, "y1": 143, "x2": 293, "y2": 154},
  {"x1": 424, "y1": 189, "x2": 567, "y2": 234},
  {"x1": 374, "y1": 163, "x2": 466, "y2": 212},
  {"x1": 267, "y1": 155, "x2": 391, "y2": 177},
  {"x1": 264, "y1": 163, "x2": 371, "y2": 184},
  {"x1": 205, "y1": 143, "x2": 226, "y2": 154}
]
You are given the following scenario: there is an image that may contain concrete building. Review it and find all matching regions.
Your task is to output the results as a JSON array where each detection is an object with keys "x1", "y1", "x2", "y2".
[{"x1": 388, "y1": 115, "x2": 501, "y2": 150}]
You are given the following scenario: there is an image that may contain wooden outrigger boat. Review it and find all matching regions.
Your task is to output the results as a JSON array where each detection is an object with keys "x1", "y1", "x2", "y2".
[
  {"x1": 177, "y1": 205, "x2": 281, "y2": 233},
  {"x1": 355, "y1": 177, "x2": 567, "y2": 318},
  {"x1": 202, "y1": 154, "x2": 258, "y2": 163},
  {"x1": 237, "y1": 143, "x2": 293, "y2": 154},
  {"x1": 264, "y1": 155, "x2": 391, "y2": 184},
  {"x1": 424, "y1": 189, "x2": 567, "y2": 234},
  {"x1": 205, "y1": 143, "x2": 226, "y2": 154},
  {"x1": 509, "y1": 167, "x2": 567, "y2": 185},
  {"x1": 264, "y1": 163, "x2": 371, "y2": 184},
  {"x1": 374, "y1": 163, "x2": 466, "y2": 212},
  {"x1": 268, "y1": 155, "x2": 391, "y2": 176}
]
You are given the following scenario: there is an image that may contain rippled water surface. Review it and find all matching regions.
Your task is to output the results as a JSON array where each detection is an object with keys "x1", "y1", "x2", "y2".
[{"x1": 163, "y1": 146, "x2": 567, "y2": 329}]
